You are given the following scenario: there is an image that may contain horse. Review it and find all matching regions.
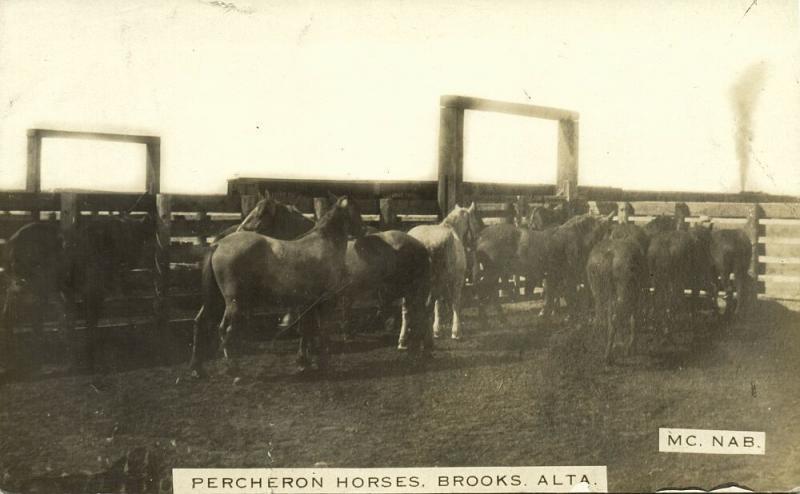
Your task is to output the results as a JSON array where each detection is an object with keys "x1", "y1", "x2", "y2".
[
  {"x1": 189, "y1": 195, "x2": 364, "y2": 376},
  {"x1": 528, "y1": 203, "x2": 568, "y2": 230},
  {"x1": 344, "y1": 231, "x2": 433, "y2": 353},
  {"x1": 474, "y1": 222, "x2": 552, "y2": 323},
  {"x1": 710, "y1": 228, "x2": 753, "y2": 320},
  {"x1": 408, "y1": 203, "x2": 481, "y2": 340},
  {"x1": 539, "y1": 212, "x2": 615, "y2": 322},
  {"x1": 2, "y1": 214, "x2": 155, "y2": 373},
  {"x1": 586, "y1": 236, "x2": 648, "y2": 363},
  {"x1": 647, "y1": 222, "x2": 716, "y2": 333}
]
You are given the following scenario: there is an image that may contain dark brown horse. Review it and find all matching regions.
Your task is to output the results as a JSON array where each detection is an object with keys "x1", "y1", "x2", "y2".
[
  {"x1": 474, "y1": 223, "x2": 551, "y2": 322},
  {"x1": 2, "y1": 214, "x2": 154, "y2": 372},
  {"x1": 710, "y1": 228, "x2": 753, "y2": 320},
  {"x1": 586, "y1": 236, "x2": 647, "y2": 363},
  {"x1": 539, "y1": 212, "x2": 615, "y2": 322},
  {"x1": 647, "y1": 222, "x2": 717, "y2": 332},
  {"x1": 189, "y1": 195, "x2": 364, "y2": 376}
]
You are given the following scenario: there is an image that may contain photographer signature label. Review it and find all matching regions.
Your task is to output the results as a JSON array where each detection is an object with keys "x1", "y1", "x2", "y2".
[{"x1": 659, "y1": 428, "x2": 765, "y2": 455}]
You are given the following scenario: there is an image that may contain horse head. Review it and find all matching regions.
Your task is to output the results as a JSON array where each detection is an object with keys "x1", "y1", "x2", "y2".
[
  {"x1": 326, "y1": 194, "x2": 365, "y2": 239},
  {"x1": 444, "y1": 202, "x2": 481, "y2": 248},
  {"x1": 238, "y1": 192, "x2": 315, "y2": 240}
]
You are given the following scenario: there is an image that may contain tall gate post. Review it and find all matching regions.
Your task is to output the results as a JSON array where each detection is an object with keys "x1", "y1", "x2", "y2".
[
  {"x1": 153, "y1": 194, "x2": 171, "y2": 362},
  {"x1": 145, "y1": 137, "x2": 161, "y2": 195},
  {"x1": 556, "y1": 119, "x2": 579, "y2": 199},
  {"x1": 438, "y1": 104, "x2": 464, "y2": 218}
]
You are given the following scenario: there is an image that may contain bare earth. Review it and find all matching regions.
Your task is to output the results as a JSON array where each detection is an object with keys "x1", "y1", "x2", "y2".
[{"x1": 1, "y1": 300, "x2": 799, "y2": 492}]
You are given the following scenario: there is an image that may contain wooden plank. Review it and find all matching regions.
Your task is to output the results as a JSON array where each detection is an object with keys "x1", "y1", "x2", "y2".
[
  {"x1": 760, "y1": 237, "x2": 800, "y2": 245},
  {"x1": 33, "y1": 128, "x2": 160, "y2": 145},
  {"x1": 76, "y1": 193, "x2": 155, "y2": 212},
  {"x1": 761, "y1": 243, "x2": 800, "y2": 258},
  {"x1": 760, "y1": 218, "x2": 800, "y2": 225},
  {"x1": 763, "y1": 223, "x2": 800, "y2": 237},
  {"x1": 228, "y1": 177, "x2": 439, "y2": 200},
  {"x1": 758, "y1": 279, "x2": 800, "y2": 300},
  {"x1": 391, "y1": 199, "x2": 440, "y2": 216},
  {"x1": 760, "y1": 202, "x2": 800, "y2": 219},
  {"x1": 440, "y1": 95, "x2": 580, "y2": 121},
  {"x1": 463, "y1": 182, "x2": 556, "y2": 197},
  {"x1": 168, "y1": 194, "x2": 239, "y2": 213},
  {"x1": 760, "y1": 263, "x2": 800, "y2": 276},
  {"x1": 759, "y1": 256, "x2": 800, "y2": 265},
  {"x1": 0, "y1": 192, "x2": 60, "y2": 211}
]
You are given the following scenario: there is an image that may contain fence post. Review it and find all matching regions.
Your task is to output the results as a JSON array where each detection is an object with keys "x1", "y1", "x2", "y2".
[
  {"x1": 617, "y1": 201, "x2": 630, "y2": 224},
  {"x1": 196, "y1": 210, "x2": 210, "y2": 246},
  {"x1": 145, "y1": 137, "x2": 161, "y2": 195},
  {"x1": 240, "y1": 194, "x2": 260, "y2": 222},
  {"x1": 313, "y1": 197, "x2": 329, "y2": 221},
  {"x1": 556, "y1": 118, "x2": 579, "y2": 198},
  {"x1": 59, "y1": 193, "x2": 78, "y2": 341},
  {"x1": 379, "y1": 198, "x2": 396, "y2": 230},
  {"x1": 153, "y1": 194, "x2": 171, "y2": 362},
  {"x1": 746, "y1": 203, "x2": 762, "y2": 281},
  {"x1": 437, "y1": 104, "x2": 464, "y2": 217}
]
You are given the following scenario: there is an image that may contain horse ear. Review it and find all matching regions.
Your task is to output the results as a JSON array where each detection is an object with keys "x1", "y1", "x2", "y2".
[
  {"x1": 261, "y1": 189, "x2": 271, "y2": 201},
  {"x1": 327, "y1": 191, "x2": 338, "y2": 204},
  {"x1": 468, "y1": 202, "x2": 476, "y2": 212}
]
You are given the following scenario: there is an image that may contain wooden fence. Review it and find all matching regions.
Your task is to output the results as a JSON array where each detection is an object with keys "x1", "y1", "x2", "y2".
[{"x1": 0, "y1": 183, "x2": 798, "y2": 343}]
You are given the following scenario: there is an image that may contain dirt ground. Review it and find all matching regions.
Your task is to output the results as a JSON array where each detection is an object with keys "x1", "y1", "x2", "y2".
[{"x1": 0, "y1": 299, "x2": 799, "y2": 492}]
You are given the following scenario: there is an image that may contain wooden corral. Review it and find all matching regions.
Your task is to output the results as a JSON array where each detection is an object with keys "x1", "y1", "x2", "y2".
[{"x1": 2, "y1": 102, "x2": 799, "y2": 348}]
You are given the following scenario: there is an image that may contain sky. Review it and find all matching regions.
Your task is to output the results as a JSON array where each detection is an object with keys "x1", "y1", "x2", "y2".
[{"x1": 0, "y1": 0, "x2": 798, "y2": 195}]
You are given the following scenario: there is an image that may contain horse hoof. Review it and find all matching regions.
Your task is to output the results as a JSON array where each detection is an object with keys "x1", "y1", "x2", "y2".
[
  {"x1": 232, "y1": 376, "x2": 243, "y2": 386},
  {"x1": 397, "y1": 344, "x2": 408, "y2": 351},
  {"x1": 451, "y1": 335, "x2": 461, "y2": 341}
]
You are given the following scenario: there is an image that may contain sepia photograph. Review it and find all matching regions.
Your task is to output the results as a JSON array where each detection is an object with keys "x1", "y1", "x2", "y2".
[{"x1": 0, "y1": 0, "x2": 799, "y2": 492}]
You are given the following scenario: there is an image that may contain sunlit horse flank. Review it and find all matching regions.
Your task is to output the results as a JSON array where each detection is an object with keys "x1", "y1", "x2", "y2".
[
  {"x1": 190, "y1": 195, "x2": 364, "y2": 377},
  {"x1": 408, "y1": 203, "x2": 481, "y2": 340},
  {"x1": 189, "y1": 191, "x2": 315, "y2": 374}
]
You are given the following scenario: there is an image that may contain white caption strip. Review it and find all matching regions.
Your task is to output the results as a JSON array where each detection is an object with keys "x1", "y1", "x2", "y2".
[
  {"x1": 173, "y1": 466, "x2": 608, "y2": 493},
  {"x1": 659, "y1": 428, "x2": 765, "y2": 455}
]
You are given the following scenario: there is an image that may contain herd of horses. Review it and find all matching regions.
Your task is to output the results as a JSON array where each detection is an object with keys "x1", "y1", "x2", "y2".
[{"x1": 0, "y1": 191, "x2": 754, "y2": 378}]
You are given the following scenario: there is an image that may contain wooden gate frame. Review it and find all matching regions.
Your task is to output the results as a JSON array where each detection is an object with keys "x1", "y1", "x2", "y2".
[
  {"x1": 437, "y1": 95, "x2": 579, "y2": 216},
  {"x1": 26, "y1": 129, "x2": 161, "y2": 194}
]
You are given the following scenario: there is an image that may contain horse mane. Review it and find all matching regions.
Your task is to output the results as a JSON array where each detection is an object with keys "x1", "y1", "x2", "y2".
[{"x1": 295, "y1": 198, "x2": 344, "y2": 239}]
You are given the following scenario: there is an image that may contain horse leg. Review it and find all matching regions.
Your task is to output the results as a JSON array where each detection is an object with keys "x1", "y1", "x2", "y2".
[
  {"x1": 450, "y1": 282, "x2": 463, "y2": 340},
  {"x1": 604, "y1": 302, "x2": 616, "y2": 365},
  {"x1": 296, "y1": 313, "x2": 313, "y2": 371},
  {"x1": 314, "y1": 305, "x2": 332, "y2": 372},
  {"x1": 432, "y1": 298, "x2": 444, "y2": 339},
  {"x1": 218, "y1": 302, "x2": 243, "y2": 376},
  {"x1": 189, "y1": 305, "x2": 208, "y2": 377},
  {"x1": 398, "y1": 298, "x2": 410, "y2": 350},
  {"x1": 1, "y1": 283, "x2": 20, "y2": 371}
]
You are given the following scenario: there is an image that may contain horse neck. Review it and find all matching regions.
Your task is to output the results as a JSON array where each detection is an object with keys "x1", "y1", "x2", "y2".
[
  {"x1": 441, "y1": 215, "x2": 467, "y2": 240},
  {"x1": 305, "y1": 210, "x2": 350, "y2": 244}
]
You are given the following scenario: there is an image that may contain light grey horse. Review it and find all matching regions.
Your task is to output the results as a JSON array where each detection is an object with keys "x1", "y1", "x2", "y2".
[{"x1": 407, "y1": 203, "x2": 481, "y2": 341}]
